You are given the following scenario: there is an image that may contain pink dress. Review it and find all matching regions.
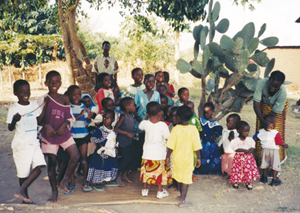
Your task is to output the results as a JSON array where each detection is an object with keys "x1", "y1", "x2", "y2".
[{"x1": 229, "y1": 137, "x2": 260, "y2": 183}]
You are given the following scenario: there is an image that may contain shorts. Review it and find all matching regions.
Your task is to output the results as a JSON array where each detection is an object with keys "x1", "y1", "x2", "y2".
[
  {"x1": 74, "y1": 134, "x2": 90, "y2": 148},
  {"x1": 260, "y1": 148, "x2": 281, "y2": 171},
  {"x1": 41, "y1": 137, "x2": 75, "y2": 155},
  {"x1": 13, "y1": 143, "x2": 46, "y2": 178}
]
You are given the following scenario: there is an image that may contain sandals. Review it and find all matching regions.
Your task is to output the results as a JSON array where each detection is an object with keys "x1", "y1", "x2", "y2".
[
  {"x1": 92, "y1": 185, "x2": 105, "y2": 192},
  {"x1": 82, "y1": 183, "x2": 92, "y2": 192},
  {"x1": 246, "y1": 183, "x2": 253, "y2": 190},
  {"x1": 233, "y1": 183, "x2": 239, "y2": 189},
  {"x1": 192, "y1": 175, "x2": 199, "y2": 182}
]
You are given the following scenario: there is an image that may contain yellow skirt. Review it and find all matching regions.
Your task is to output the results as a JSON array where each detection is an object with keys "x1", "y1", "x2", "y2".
[{"x1": 255, "y1": 100, "x2": 289, "y2": 166}]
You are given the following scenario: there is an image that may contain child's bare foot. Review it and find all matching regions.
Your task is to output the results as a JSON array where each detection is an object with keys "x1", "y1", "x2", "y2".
[
  {"x1": 14, "y1": 191, "x2": 32, "y2": 203},
  {"x1": 116, "y1": 177, "x2": 125, "y2": 187},
  {"x1": 60, "y1": 179, "x2": 71, "y2": 193},
  {"x1": 48, "y1": 191, "x2": 58, "y2": 202},
  {"x1": 122, "y1": 175, "x2": 133, "y2": 183}
]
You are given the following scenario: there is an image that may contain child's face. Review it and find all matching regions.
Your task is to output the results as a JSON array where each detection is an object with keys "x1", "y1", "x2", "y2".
[
  {"x1": 102, "y1": 76, "x2": 112, "y2": 89},
  {"x1": 104, "y1": 99, "x2": 115, "y2": 111},
  {"x1": 102, "y1": 43, "x2": 110, "y2": 53},
  {"x1": 69, "y1": 88, "x2": 81, "y2": 105},
  {"x1": 157, "y1": 86, "x2": 167, "y2": 95},
  {"x1": 82, "y1": 97, "x2": 92, "y2": 108},
  {"x1": 126, "y1": 100, "x2": 136, "y2": 113},
  {"x1": 103, "y1": 113, "x2": 114, "y2": 127},
  {"x1": 171, "y1": 110, "x2": 178, "y2": 124},
  {"x1": 145, "y1": 76, "x2": 155, "y2": 91},
  {"x1": 203, "y1": 106, "x2": 213, "y2": 120},
  {"x1": 179, "y1": 89, "x2": 189, "y2": 103},
  {"x1": 132, "y1": 70, "x2": 143, "y2": 84},
  {"x1": 158, "y1": 110, "x2": 164, "y2": 121},
  {"x1": 165, "y1": 106, "x2": 171, "y2": 119},
  {"x1": 226, "y1": 117, "x2": 236, "y2": 130},
  {"x1": 238, "y1": 125, "x2": 250, "y2": 139},
  {"x1": 186, "y1": 102, "x2": 194, "y2": 114},
  {"x1": 156, "y1": 72, "x2": 164, "y2": 83},
  {"x1": 160, "y1": 97, "x2": 168, "y2": 110},
  {"x1": 45, "y1": 75, "x2": 61, "y2": 94},
  {"x1": 164, "y1": 73, "x2": 169, "y2": 83},
  {"x1": 15, "y1": 84, "x2": 30, "y2": 105}
]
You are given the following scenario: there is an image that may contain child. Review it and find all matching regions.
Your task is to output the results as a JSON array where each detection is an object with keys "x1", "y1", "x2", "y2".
[
  {"x1": 174, "y1": 87, "x2": 189, "y2": 107},
  {"x1": 166, "y1": 105, "x2": 202, "y2": 207},
  {"x1": 164, "y1": 105, "x2": 173, "y2": 124},
  {"x1": 67, "y1": 85, "x2": 93, "y2": 192},
  {"x1": 7, "y1": 80, "x2": 47, "y2": 204},
  {"x1": 157, "y1": 84, "x2": 174, "y2": 106},
  {"x1": 218, "y1": 114, "x2": 240, "y2": 176},
  {"x1": 101, "y1": 97, "x2": 119, "y2": 127},
  {"x1": 154, "y1": 71, "x2": 165, "y2": 90},
  {"x1": 114, "y1": 97, "x2": 136, "y2": 186},
  {"x1": 168, "y1": 106, "x2": 179, "y2": 132},
  {"x1": 121, "y1": 68, "x2": 145, "y2": 98},
  {"x1": 195, "y1": 102, "x2": 223, "y2": 175},
  {"x1": 113, "y1": 86, "x2": 122, "y2": 114},
  {"x1": 86, "y1": 109, "x2": 118, "y2": 191},
  {"x1": 139, "y1": 102, "x2": 172, "y2": 198},
  {"x1": 38, "y1": 70, "x2": 79, "y2": 202},
  {"x1": 81, "y1": 94, "x2": 98, "y2": 132},
  {"x1": 96, "y1": 73, "x2": 114, "y2": 114},
  {"x1": 160, "y1": 94, "x2": 169, "y2": 110},
  {"x1": 253, "y1": 114, "x2": 288, "y2": 186},
  {"x1": 163, "y1": 71, "x2": 175, "y2": 98},
  {"x1": 230, "y1": 121, "x2": 260, "y2": 190}
]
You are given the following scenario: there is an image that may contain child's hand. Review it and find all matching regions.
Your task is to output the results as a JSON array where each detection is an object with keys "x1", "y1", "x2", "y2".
[
  {"x1": 211, "y1": 134, "x2": 217, "y2": 141},
  {"x1": 228, "y1": 131, "x2": 235, "y2": 141},
  {"x1": 94, "y1": 62, "x2": 98, "y2": 71},
  {"x1": 281, "y1": 143, "x2": 289, "y2": 148},
  {"x1": 126, "y1": 132, "x2": 134, "y2": 138},
  {"x1": 56, "y1": 121, "x2": 68, "y2": 136},
  {"x1": 165, "y1": 157, "x2": 170, "y2": 168},
  {"x1": 196, "y1": 159, "x2": 201, "y2": 168},
  {"x1": 44, "y1": 124, "x2": 56, "y2": 138},
  {"x1": 114, "y1": 61, "x2": 119, "y2": 70},
  {"x1": 44, "y1": 96, "x2": 50, "y2": 107},
  {"x1": 13, "y1": 113, "x2": 21, "y2": 123}
]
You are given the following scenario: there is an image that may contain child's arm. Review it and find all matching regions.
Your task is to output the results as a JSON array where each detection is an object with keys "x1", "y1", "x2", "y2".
[
  {"x1": 75, "y1": 110, "x2": 85, "y2": 121},
  {"x1": 235, "y1": 148, "x2": 250, "y2": 154},
  {"x1": 37, "y1": 96, "x2": 49, "y2": 125},
  {"x1": 56, "y1": 120, "x2": 70, "y2": 136},
  {"x1": 114, "y1": 115, "x2": 134, "y2": 138},
  {"x1": 8, "y1": 113, "x2": 21, "y2": 131},
  {"x1": 165, "y1": 148, "x2": 173, "y2": 168},
  {"x1": 195, "y1": 150, "x2": 201, "y2": 168}
]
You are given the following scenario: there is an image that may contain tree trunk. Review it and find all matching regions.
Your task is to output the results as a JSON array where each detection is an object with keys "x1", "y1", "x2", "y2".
[
  {"x1": 174, "y1": 31, "x2": 180, "y2": 85},
  {"x1": 198, "y1": 74, "x2": 206, "y2": 117},
  {"x1": 0, "y1": 68, "x2": 3, "y2": 91},
  {"x1": 39, "y1": 63, "x2": 43, "y2": 88},
  {"x1": 8, "y1": 66, "x2": 12, "y2": 86}
]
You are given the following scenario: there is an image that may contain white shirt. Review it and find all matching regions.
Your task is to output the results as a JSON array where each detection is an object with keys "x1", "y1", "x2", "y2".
[
  {"x1": 6, "y1": 101, "x2": 42, "y2": 149},
  {"x1": 92, "y1": 54, "x2": 119, "y2": 75},
  {"x1": 231, "y1": 137, "x2": 255, "y2": 151},
  {"x1": 256, "y1": 129, "x2": 280, "y2": 150},
  {"x1": 219, "y1": 128, "x2": 238, "y2": 154},
  {"x1": 139, "y1": 120, "x2": 170, "y2": 160}
]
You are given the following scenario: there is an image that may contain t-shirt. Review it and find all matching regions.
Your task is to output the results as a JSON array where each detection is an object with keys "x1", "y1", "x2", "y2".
[
  {"x1": 231, "y1": 137, "x2": 255, "y2": 151},
  {"x1": 96, "y1": 88, "x2": 114, "y2": 114},
  {"x1": 139, "y1": 120, "x2": 170, "y2": 160},
  {"x1": 174, "y1": 99, "x2": 184, "y2": 107},
  {"x1": 253, "y1": 129, "x2": 283, "y2": 150},
  {"x1": 218, "y1": 128, "x2": 238, "y2": 154},
  {"x1": 189, "y1": 115, "x2": 202, "y2": 132},
  {"x1": 6, "y1": 101, "x2": 42, "y2": 149},
  {"x1": 70, "y1": 103, "x2": 91, "y2": 139},
  {"x1": 121, "y1": 84, "x2": 146, "y2": 99},
  {"x1": 92, "y1": 54, "x2": 119, "y2": 75},
  {"x1": 253, "y1": 78, "x2": 287, "y2": 114}
]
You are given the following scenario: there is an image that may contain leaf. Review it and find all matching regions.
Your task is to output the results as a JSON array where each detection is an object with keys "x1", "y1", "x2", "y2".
[
  {"x1": 216, "y1": 18, "x2": 229, "y2": 34},
  {"x1": 219, "y1": 67, "x2": 229, "y2": 78},
  {"x1": 240, "y1": 22, "x2": 255, "y2": 47},
  {"x1": 258, "y1": 23, "x2": 266, "y2": 38},
  {"x1": 209, "y1": 22, "x2": 215, "y2": 43},
  {"x1": 231, "y1": 37, "x2": 243, "y2": 55},
  {"x1": 209, "y1": 42, "x2": 224, "y2": 57},
  {"x1": 194, "y1": 41, "x2": 200, "y2": 59},
  {"x1": 264, "y1": 58, "x2": 275, "y2": 78},
  {"x1": 190, "y1": 69, "x2": 202, "y2": 79},
  {"x1": 220, "y1": 35, "x2": 234, "y2": 51},
  {"x1": 247, "y1": 38, "x2": 259, "y2": 54},
  {"x1": 200, "y1": 26, "x2": 208, "y2": 50},
  {"x1": 212, "y1": 1, "x2": 220, "y2": 22},
  {"x1": 260, "y1": 37, "x2": 279, "y2": 47},
  {"x1": 192, "y1": 59, "x2": 204, "y2": 75},
  {"x1": 193, "y1": 25, "x2": 203, "y2": 42},
  {"x1": 251, "y1": 51, "x2": 270, "y2": 66},
  {"x1": 231, "y1": 97, "x2": 247, "y2": 112},
  {"x1": 236, "y1": 49, "x2": 249, "y2": 72},
  {"x1": 206, "y1": 78, "x2": 215, "y2": 91},
  {"x1": 176, "y1": 58, "x2": 192, "y2": 74},
  {"x1": 203, "y1": 46, "x2": 211, "y2": 69},
  {"x1": 247, "y1": 64, "x2": 257, "y2": 72},
  {"x1": 242, "y1": 77, "x2": 259, "y2": 91},
  {"x1": 212, "y1": 56, "x2": 222, "y2": 69},
  {"x1": 225, "y1": 56, "x2": 237, "y2": 72},
  {"x1": 233, "y1": 31, "x2": 242, "y2": 41},
  {"x1": 205, "y1": 59, "x2": 214, "y2": 76}
]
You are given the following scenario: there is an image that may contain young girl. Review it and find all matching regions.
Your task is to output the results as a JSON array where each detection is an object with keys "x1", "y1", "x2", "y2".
[
  {"x1": 218, "y1": 114, "x2": 240, "y2": 176},
  {"x1": 174, "y1": 87, "x2": 189, "y2": 107},
  {"x1": 139, "y1": 101, "x2": 171, "y2": 198},
  {"x1": 195, "y1": 102, "x2": 223, "y2": 175},
  {"x1": 163, "y1": 71, "x2": 175, "y2": 98},
  {"x1": 121, "y1": 68, "x2": 145, "y2": 99},
  {"x1": 230, "y1": 121, "x2": 260, "y2": 190},
  {"x1": 96, "y1": 73, "x2": 114, "y2": 114},
  {"x1": 166, "y1": 105, "x2": 202, "y2": 207},
  {"x1": 114, "y1": 97, "x2": 136, "y2": 186},
  {"x1": 86, "y1": 109, "x2": 118, "y2": 191}
]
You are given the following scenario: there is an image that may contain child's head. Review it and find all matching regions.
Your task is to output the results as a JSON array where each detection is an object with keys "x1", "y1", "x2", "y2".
[
  {"x1": 102, "y1": 41, "x2": 110, "y2": 53},
  {"x1": 67, "y1": 85, "x2": 81, "y2": 105},
  {"x1": 144, "y1": 74, "x2": 155, "y2": 91},
  {"x1": 163, "y1": 71, "x2": 169, "y2": 83},
  {"x1": 176, "y1": 105, "x2": 193, "y2": 124},
  {"x1": 101, "y1": 97, "x2": 115, "y2": 111},
  {"x1": 82, "y1": 95, "x2": 92, "y2": 108},
  {"x1": 45, "y1": 70, "x2": 61, "y2": 93},
  {"x1": 103, "y1": 109, "x2": 115, "y2": 127},
  {"x1": 158, "y1": 110, "x2": 164, "y2": 121},
  {"x1": 203, "y1": 102, "x2": 214, "y2": 120},
  {"x1": 120, "y1": 97, "x2": 135, "y2": 113},
  {"x1": 164, "y1": 105, "x2": 172, "y2": 121},
  {"x1": 157, "y1": 84, "x2": 167, "y2": 96},
  {"x1": 146, "y1": 101, "x2": 162, "y2": 117},
  {"x1": 13, "y1": 79, "x2": 30, "y2": 105},
  {"x1": 226, "y1": 113, "x2": 241, "y2": 130},
  {"x1": 184, "y1": 100, "x2": 194, "y2": 114},
  {"x1": 170, "y1": 106, "x2": 179, "y2": 125},
  {"x1": 155, "y1": 71, "x2": 164, "y2": 83},
  {"x1": 131, "y1": 68, "x2": 143, "y2": 84},
  {"x1": 263, "y1": 114, "x2": 277, "y2": 130},
  {"x1": 160, "y1": 94, "x2": 168, "y2": 110},
  {"x1": 97, "y1": 73, "x2": 111, "y2": 89},
  {"x1": 178, "y1": 87, "x2": 189, "y2": 103},
  {"x1": 236, "y1": 121, "x2": 250, "y2": 139},
  {"x1": 113, "y1": 86, "x2": 121, "y2": 106}
]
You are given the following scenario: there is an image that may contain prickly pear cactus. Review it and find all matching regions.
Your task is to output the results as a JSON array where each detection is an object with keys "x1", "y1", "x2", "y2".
[{"x1": 176, "y1": 0, "x2": 279, "y2": 120}]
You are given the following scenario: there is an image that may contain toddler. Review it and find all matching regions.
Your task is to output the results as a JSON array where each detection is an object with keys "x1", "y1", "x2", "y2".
[
  {"x1": 121, "y1": 68, "x2": 145, "y2": 98},
  {"x1": 96, "y1": 73, "x2": 114, "y2": 114},
  {"x1": 166, "y1": 105, "x2": 202, "y2": 207},
  {"x1": 157, "y1": 84, "x2": 174, "y2": 106},
  {"x1": 139, "y1": 102, "x2": 172, "y2": 199},
  {"x1": 218, "y1": 114, "x2": 240, "y2": 176},
  {"x1": 174, "y1": 87, "x2": 189, "y2": 107},
  {"x1": 230, "y1": 121, "x2": 260, "y2": 190},
  {"x1": 160, "y1": 94, "x2": 169, "y2": 110},
  {"x1": 253, "y1": 114, "x2": 288, "y2": 186}
]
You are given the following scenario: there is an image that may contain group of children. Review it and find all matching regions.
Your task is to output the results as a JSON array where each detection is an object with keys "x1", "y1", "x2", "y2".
[{"x1": 7, "y1": 68, "x2": 288, "y2": 207}]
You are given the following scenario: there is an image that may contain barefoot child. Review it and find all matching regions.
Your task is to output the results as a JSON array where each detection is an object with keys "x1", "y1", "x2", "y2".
[
  {"x1": 253, "y1": 114, "x2": 288, "y2": 186},
  {"x1": 96, "y1": 73, "x2": 114, "y2": 114},
  {"x1": 230, "y1": 121, "x2": 260, "y2": 190},
  {"x1": 139, "y1": 102, "x2": 172, "y2": 198},
  {"x1": 218, "y1": 114, "x2": 240, "y2": 176},
  {"x1": 114, "y1": 97, "x2": 136, "y2": 186},
  {"x1": 174, "y1": 87, "x2": 189, "y2": 107},
  {"x1": 7, "y1": 80, "x2": 47, "y2": 204},
  {"x1": 166, "y1": 105, "x2": 202, "y2": 207},
  {"x1": 121, "y1": 68, "x2": 145, "y2": 98},
  {"x1": 38, "y1": 71, "x2": 79, "y2": 202}
]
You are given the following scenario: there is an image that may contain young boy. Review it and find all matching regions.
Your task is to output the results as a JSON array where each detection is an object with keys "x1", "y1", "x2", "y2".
[
  {"x1": 38, "y1": 70, "x2": 79, "y2": 202},
  {"x1": 121, "y1": 68, "x2": 145, "y2": 99},
  {"x1": 166, "y1": 105, "x2": 202, "y2": 207},
  {"x1": 253, "y1": 114, "x2": 288, "y2": 186},
  {"x1": 157, "y1": 84, "x2": 174, "y2": 106},
  {"x1": 7, "y1": 80, "x2": 47, "y2": 204},
  {"x1": 184, "y1": 101, "x2": 202, "y2": 132},
  {"x1": 174, "y1": 87, "x2": 189, "y2": 107}
]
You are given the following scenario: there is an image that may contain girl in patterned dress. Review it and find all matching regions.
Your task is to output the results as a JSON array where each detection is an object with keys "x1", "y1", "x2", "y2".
[{"x1": 229, "y1": 121, "x2": 260, "y2": 190}]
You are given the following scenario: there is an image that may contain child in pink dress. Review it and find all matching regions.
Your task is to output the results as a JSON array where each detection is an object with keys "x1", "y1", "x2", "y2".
[
  {"x1": 229, "y1": 121, "x2": 260, "y2": 190},
  {"x1": 96, "y1": 73, "x2": 114, "y2": 114}
]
